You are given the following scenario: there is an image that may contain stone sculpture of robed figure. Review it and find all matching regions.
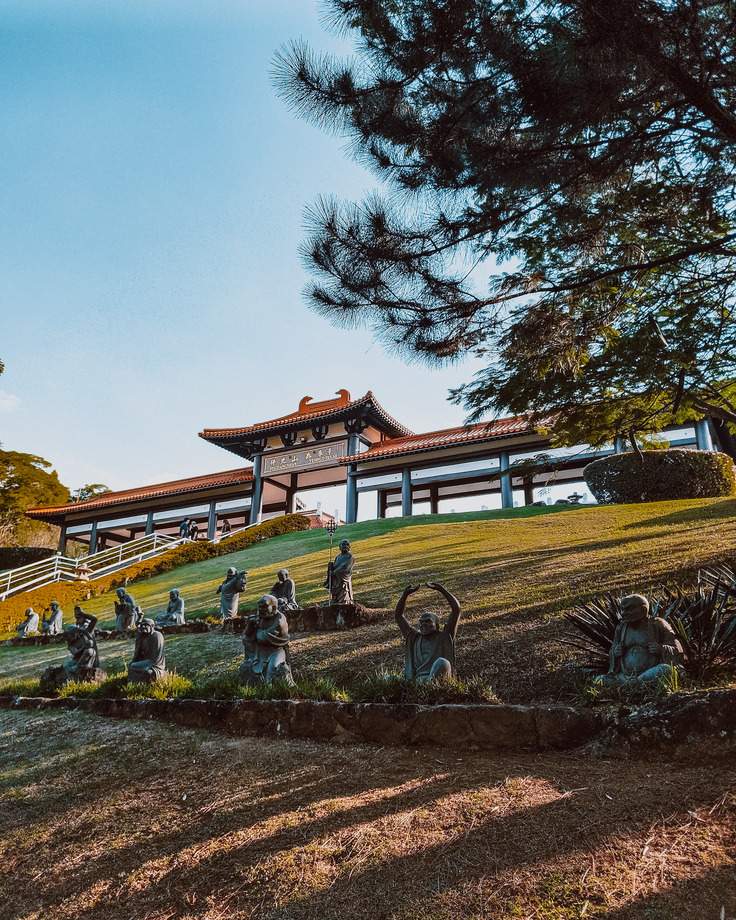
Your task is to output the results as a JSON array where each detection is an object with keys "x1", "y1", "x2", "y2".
[
  {"x1": 239, "y1": 594, "x2": 294, "y2": 686},
  {"x1": 127, "y1": 618, "x2": 167, "y2": 684},
  {"x1": 326, "y1": 539, "x2": 354, "y2": 604},
  {"x1": 395, "y1": 582, "x2": 462, "y2": 682}
]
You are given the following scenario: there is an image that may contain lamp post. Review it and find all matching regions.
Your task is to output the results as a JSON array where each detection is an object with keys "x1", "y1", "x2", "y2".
[{"x1": 325, "y1": 518, "x2": 337, "y2": 599}]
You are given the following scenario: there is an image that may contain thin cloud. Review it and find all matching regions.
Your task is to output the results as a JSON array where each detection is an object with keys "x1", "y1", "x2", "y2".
[{"x1": 0, "y1": 390, "x2": 20, "y2": 412}]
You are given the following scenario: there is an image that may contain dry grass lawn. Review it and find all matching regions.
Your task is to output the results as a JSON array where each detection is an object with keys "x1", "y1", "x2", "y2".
[{"x1": 1, "y1": 708, "x2": 734, "y2": 919}]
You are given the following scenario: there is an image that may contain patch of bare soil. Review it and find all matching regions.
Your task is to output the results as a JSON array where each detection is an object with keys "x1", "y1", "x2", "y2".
[{"x1": 1, "y1": 709, "x2": 734, "y2": 919}]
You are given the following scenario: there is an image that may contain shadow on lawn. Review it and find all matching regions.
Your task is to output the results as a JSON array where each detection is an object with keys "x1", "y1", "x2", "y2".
[
  {"x1": 621, "y1": 497, "x2": 736, "y2": 531},
  {"x1": 3, "y1": 711, "x2": 733, "y2": 920}
]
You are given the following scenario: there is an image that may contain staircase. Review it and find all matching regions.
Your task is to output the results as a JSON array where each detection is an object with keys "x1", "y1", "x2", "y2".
[{"x1": 0, "y1": 533, "x2": 187, "y2": 601}]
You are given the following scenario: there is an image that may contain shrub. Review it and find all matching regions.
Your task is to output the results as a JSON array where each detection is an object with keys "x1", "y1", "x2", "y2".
[
  {"x1": 353, "y1": 670, "x2": 498, "y2": 704},
  {"x1": 0, "y1": 514, "x2": 311, "y2": 635},
  {"x1": 583, "y1": 449, "x2": 736, "y2": 504}
]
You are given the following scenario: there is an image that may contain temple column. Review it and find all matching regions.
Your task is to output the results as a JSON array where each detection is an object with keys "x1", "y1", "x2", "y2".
[
  {"x1": 430, "y1": 483, "x2": 439, "y2": 515},
  {"x1": 401, "y1": 468, "x2": 412, "y2": 517},
  {"x1": 499, "y1": 452, "x2": 514, "y2": 509},
  {"x1": 285, "y1": 473, "x2": 298, "y2": 514},
  {"x1": 345, "y1": 463, "x2": 358, "y2": 524},
  {"x1": 57, "y1": 525, "x2": 68, "y2": 555},
  {"x1": 207, "y1": 501, "x2": 217, "y2": 540},
  {"x1": 614, "y1": 435, "x2": 627, "y2": 453},
  {"x1": 249, "y1": 453, "x2": 264, "y2": 524},
  {"x1": 695, "y1": 418, "x2": 714, "y2": 451},
  {"x1": 88, "y1": 521, "x2": 98, "y2": 555},
  {"x1": 145, "y1": 511, "x2": 154, "y2": 536}
]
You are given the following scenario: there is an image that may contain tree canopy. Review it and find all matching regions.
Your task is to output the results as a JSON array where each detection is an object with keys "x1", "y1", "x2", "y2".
[
  {"x1": 71, "y1": 483, "x2": 111, "y2": 503},
  {"x1": 0, "y1": 448, "x2": 69, "y2": 546},
  {"x1": 276, "y1": 0, "x2": 736, "y2": 454}
]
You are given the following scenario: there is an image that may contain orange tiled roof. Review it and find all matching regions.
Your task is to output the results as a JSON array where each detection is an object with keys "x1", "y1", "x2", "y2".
[
  {"x1": 200, "y1": 390, "x2": 412, "y2": 441},
  {"x1": 340, "y1": 416, "x2": 547, "y2": 463},
  {"x1": 26, "y1": 467, "x2": 253, "y2": 520}
]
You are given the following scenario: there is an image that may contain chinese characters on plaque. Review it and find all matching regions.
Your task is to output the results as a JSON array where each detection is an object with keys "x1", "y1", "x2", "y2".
[{"x1": 262, "y1": 440, "x2": 349, "y2": 475}]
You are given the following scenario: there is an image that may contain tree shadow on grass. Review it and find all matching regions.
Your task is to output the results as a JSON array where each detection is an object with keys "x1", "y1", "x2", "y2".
[{"x1": 621, "y1": 498, "x2": 736, "y2": 531}]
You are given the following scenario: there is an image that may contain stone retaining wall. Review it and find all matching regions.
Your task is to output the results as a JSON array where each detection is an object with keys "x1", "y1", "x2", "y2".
[{"x1": 0, "y1": 695, "x2": 604, "y2": 752}]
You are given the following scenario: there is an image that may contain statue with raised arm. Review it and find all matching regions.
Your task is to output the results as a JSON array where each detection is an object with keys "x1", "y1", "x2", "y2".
[
  {"x1": 394, "y1": 583, "x2": 462, "y2": 683},
  {"x1": 127, "y1": 618, "x2": 167, "y2": 684},
  {"x1": 326, "y1": 539, "x2": 354, "y2": 604},
  {"x1": 42, "y1": 601, "x2": 64, "y2": 635},
  {"x1": 40, "y1": 607, "x2": 103, "y2": 693},
  {"x1": 114, "y1": 587, "x2": 137, "y2": 631},
  {"x1": 271, "y1": 568, "x2": 298, "y2": 612},
  {"x1": 155, "y1": 589, "x2": 186, "y2": 627},
  {"x1": 239, "y1": 594, "x2": 294, "y2": 686},
  {"x1": 16, "y1": 607, "x2": 40, "y2": 638},
  {"x1": 595, "y1": 594, "x2": 683, "y2": 687},
  {"x1": 217, "y1": 566, "x2": 246, "y2": 619},
  {"x1": 73, "y1": 605, "x2": 98, "y2": 633}
]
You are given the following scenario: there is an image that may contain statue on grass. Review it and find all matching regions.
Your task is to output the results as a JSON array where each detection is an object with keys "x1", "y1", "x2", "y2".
[
  {"x1": 595, "y1": 594, "x2": 683, "y2": 687},
  {"x1": 239, "y1": 594, "x2": 294, "y2": 686},
  {"x1": 114, "y1": 587, "x2": 138, "y2": 631},
  {"x1": 326, "y1": 539, "x2": 354, "y2": 604},
  {"x1": 395, "y1": 583, "x2": 462, "y2": 683},
  {"x1": 217, "y1": 566, "x2": 246, "y2": 620},
  {"x1": 16, "y1": 607, "x2": 39, "y2": 638},
  {"x1": 42, "y1": 601, "x2": 64, "y2": 635},
  {"x1": 39, "y1": 608, "x2": 104, "y2": 693},
  {"x1": 127, "y1": 618, "x2": 167, "y2": 684},
  {"x1": 155, "y1": 589, "x2": 186, "y2": 627},
  {"x1": 271, "y1": 568, "x2": 298, "y2": 612}
]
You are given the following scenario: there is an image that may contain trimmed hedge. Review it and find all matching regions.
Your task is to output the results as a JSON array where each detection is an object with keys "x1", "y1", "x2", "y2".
[
  {"x1": 0, "y1": 514, "x2": 311, "y2": 635},
  {"x1": 584, "y1": 449, "x2": 736, "y2": 504}
]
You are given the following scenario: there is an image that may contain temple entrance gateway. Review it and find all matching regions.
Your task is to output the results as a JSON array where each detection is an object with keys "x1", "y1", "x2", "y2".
[{"x1": 26, "y1": 391, "x2": 722, "y2": 549}]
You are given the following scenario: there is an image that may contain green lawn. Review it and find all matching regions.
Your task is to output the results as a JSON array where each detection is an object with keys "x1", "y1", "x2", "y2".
[{"x1": 2, "y1": 498, "x2": 735, "y2": 701}]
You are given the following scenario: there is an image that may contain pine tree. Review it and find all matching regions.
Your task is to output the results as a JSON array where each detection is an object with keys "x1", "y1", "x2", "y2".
[{"x1": 275, "y1": 0, "x2": 736, "y2": 455}]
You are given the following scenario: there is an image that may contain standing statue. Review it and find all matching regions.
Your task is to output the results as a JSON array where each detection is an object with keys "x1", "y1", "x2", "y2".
[
  {"x1": 239, "y1": 595, "x2": 294, "y2": 686},
  {"x1": 42, "y1": 601, "x2": 64, "y2": 635},
  {"x1": 394, "y1": 583, "x2": 462, "y2": 683},
  {"x1": 114, "y1": 587, "x2": 138, "y2": 631},
  {"x1": 595, "y1": 594, "x2": 683, "y2": 687},
  {"x1": 326, "y1": 539, "x2": 354, "y2": 604},
  {"x1": 16, "y1": 607, "x2": 40, "y2": 638},
  {"x1": 217, "y1": 566, "x2": 246, "y2": 619},
  {"x1": 271, "y1": 568, "x2": 298, "y2": 611},
  {"x1": 155, "y1": 589, "x2": 186, "y2": 627},
  {"x1": 127, "y1": 618, "x2": 167, "y2": 684}
]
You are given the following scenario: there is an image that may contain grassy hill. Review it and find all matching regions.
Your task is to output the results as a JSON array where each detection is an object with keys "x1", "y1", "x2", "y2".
[{"x1": 2, "y1": 497, "x2": 735, "y2": 700}]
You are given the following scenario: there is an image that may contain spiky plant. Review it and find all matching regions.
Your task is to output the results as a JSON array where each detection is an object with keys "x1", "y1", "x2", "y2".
[
  {"x1": 666, "y1": 584, "x2": 736, "y2": 681},
  {"x1": 698, "y1": 564, "x2": 736, "y2": 599},
  {"x1": 561, "y1": 594, "x2": 623, "y2": 674}
]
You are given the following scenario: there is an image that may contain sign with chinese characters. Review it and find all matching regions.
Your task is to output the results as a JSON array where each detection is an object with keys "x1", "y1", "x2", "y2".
[{"x1": 262, "y1": 440, "x2": 349, "y2": 475}]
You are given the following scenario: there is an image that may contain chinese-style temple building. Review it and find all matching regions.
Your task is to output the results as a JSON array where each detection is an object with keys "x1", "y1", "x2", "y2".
[{"x1": 26, "y1": 389, "x2": 720, "y2": 553}]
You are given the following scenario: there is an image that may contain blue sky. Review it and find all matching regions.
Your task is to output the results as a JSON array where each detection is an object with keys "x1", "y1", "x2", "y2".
[{"x1": 0, "y1": 0, "x2": 482, "y2": 503}]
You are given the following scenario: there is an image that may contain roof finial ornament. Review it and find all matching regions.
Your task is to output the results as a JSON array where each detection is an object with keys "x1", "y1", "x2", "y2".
[{"x1": 298, "y1": 390, "x2": 351, "y2": 415}]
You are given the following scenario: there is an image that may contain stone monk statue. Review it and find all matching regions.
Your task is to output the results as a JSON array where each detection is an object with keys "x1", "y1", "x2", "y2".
[
  {"x1": 326, "y1": 539, "x2": 354, "y2": 604},
  {"x1": 271, "y1": 568, "x2": 298, "y2": 611},
  {"x1": 127, "y1": 618, "x2": 167, "y2": 684},
  {"x1": 42, "y1": 601, "x2": 64, "y2": 635},
  {"x1": 155, "y1": 589, "x2": 186, "y2": 627},
  {"x1": 16, "y1": 608, "x2": 40, "y2": 638},
  {"x1": 595, "y1": 594, "x2": 683, "y2": 687},
  {"x1": 114, "y1": 587, "x2": 137, "y2": 631},
  {"x1": 395, "y1": 583, "x2": 462, "y2": 683},
  {"x1": 239, "y1": 595, "x2": 294, "y2": 686},
  {"x1": 217, "y1": 567, "x2": 246, "y2": 619},
  {"x1": 64, "y1": 621, "x2": 101, "y2": 676},
  {"x1": 74, "y1": 606, "x2": 98, "y2": 633}
]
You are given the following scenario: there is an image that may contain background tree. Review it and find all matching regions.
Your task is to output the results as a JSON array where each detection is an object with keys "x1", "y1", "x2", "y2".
[
  {"x1": 71, "y1": 483, "x2": 111, "y2": 503},
  {"x1": 276, "y1": 0, "x2": 736, "y2": 455},
  {"x1": 0, "y1": 448, "x2": 69, "y2": 547}
]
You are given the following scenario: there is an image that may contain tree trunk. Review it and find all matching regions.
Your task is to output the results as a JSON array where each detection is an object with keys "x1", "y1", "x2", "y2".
[{"x1": 712, "y1": 418, "x2": 736, "y2": 461}]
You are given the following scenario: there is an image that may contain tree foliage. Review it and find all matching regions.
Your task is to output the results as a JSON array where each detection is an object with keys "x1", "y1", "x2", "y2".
[
  {"x1": 276, "y1": 0, "x2": 736, "y2": 451},
  {"x1": 0, "y1": 449, "x2": 69, "y2": 547},
  {"x1": 71, "y1": 483, "x2": 111, "y2": 503}
]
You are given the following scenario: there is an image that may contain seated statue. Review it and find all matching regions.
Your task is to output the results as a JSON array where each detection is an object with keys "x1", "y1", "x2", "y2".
[
  {"x1": 16, "y1": 607, "x2": 40, "y2": 638},
  {"x1": 127, "y1": 618, "x2": 167, "y2": 684},
  {"x1": 325, "y1": 539, "x2": 354, "y2": 604},
  {"x1": 40, "y1": 610, "x2": 103, "y2": 692},
  {"x1": 271, "y1": 568, "x2": 298, "y2": 612},
  {"x1": 239, "y1": 594, "x2": 294, "y2": 686},
  {"x1": 595, "y1": 594, "x2": 683, "y2": 687},
  {"x1": 42, "y1": 601, "x2": 64, "y2": 635},
  {"x1": 155, "y1": 589, "x2": 186, "y2": 627},
  {"x1": 395, "y1": 582, "x2": 462, "y2": 683},
  {"x1": 114, "y1": 587, "x2": 137, "y2": 631},
  {"x1": 217, "y1": 567, "x2": 246, "y2": 619}
]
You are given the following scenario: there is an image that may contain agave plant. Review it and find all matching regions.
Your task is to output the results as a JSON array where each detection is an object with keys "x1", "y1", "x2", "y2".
[
  {"x1": 561, "y1": 593, "x2": 623, "y2": 674},
  {"x1": 698, "y1": 563, "x2": 736, "y2": 598},
  {"x1": 665, "y1": 583, "x2": 736, "y2": 681}
]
